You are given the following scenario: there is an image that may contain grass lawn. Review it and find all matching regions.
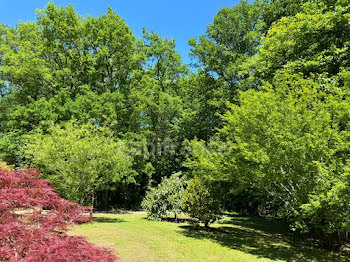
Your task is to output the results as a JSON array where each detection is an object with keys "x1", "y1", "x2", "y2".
[{"x1": 70, "y1": 212, "x2": 348, "y2": 262}]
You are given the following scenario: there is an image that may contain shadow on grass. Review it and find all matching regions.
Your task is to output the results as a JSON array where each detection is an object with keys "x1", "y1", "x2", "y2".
[
  {"x1": 94, "y1": 209, "x2": 135, "y2": 214},
  {"x1": 219, "y1": 214, "x2": 291, "y2": 235},
  {"x1": 93, "y1": 217, "x2": 126, "y2": 223},
  {"x1": 161, "y1": 217, "x2": 196, "y2": 223},
  {"x1": 179, "y1": 215, "x2": 349, "y2": 262},
  {"x1": 141, "y1": 216, "x2": 197, "y2": 224}
]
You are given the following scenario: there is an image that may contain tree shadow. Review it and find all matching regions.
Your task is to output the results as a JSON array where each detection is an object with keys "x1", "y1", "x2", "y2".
[
  {"x1": 93, "y1": 216, "x2": 125, "y2": 223},
  {"x1": 162, "y1": 217, "x2": 196, "y2": 223},
  {"x1": 179, "y1": 215, "x2": 349, "y2": 262},
  {"x1": 219, "y1": 214, "x2": 291, "y2": 235},
  {"x1": 95, "y1": 209, "x2": 134, "y2": 214},
  {"x1": 141, "y1": 214, "x2": 196, "y2": 224}
]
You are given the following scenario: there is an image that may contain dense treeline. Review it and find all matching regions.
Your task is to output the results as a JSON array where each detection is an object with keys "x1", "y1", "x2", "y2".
[{"x1": 0, "y1": 0, "x2": 349, "y2": 250}]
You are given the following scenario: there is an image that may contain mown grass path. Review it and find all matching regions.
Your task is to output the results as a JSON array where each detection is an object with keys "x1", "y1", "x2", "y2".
[{"x1": 70, "y1": 212, "x2": 348, "y2": 262}]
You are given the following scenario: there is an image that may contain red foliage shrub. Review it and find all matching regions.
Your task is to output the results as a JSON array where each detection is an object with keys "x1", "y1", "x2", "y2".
[{"x1": 0, "y1": 168, "x2": 116, "y2": 261}]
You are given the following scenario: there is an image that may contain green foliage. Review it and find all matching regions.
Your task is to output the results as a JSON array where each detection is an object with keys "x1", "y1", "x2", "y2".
[
  {"x1": 181, "y1": 177, "x2": 222, "y2": 227},
  {"x1": 141, "y1": 173, "x2": 187, "y2": 221},
  {"x1": 186, "y1": 73, "x2": 350, "y2": 245},
  {"x1": 294, "y1": 163, "x2": 350, "y2": 250},
  {"x1": 189, "y1": 0, "x2": 261, "y2": 89},
  {"x1": 0, "y1": 2, "x2": 190, "y2": 202},
  {"x1": 0, "y1": 2, "x2": 139, "y2": 170},
  {"x1": 6, "y1": 86, "x2": 129, "y2": 133},
  {"x1": 183, "y1": 0, "x2": 350, "y2": 246},
  {"x1": 184, "y1": 0, "x2": 264, "y2": 139},
  {"x1": 0, "y1": 2, "x2": 135, "y2": 101},
  {"x1": 0, "y1": 131, "x2": 22, "y2": 164},
  {"x1": 22, "y1": 122, "x2": 136, "y2": 205},
  {"x1": 178, "y1": 71, "x2": 229, "y2": 140},
  {"x1": 131, "y1": 29, "x2": 188, "y2": 182},
  {"x1": 256, "y1": 0, "x2": 350, "y2": 82},
  {"x1": 260, "y1": 0, "x2": 307, "y2": 32},
  {"x1": 0, "y1": 161, "x2": 14, "y2": 170}
]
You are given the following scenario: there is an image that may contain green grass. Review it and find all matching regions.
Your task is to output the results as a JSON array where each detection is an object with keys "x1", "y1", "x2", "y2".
[{"x1": 70, "y1": 212, "x2": 348, "y2": 262}]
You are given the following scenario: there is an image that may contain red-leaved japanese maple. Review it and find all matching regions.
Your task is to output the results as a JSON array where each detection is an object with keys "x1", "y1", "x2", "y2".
[{"x1": 0, "y1": 167, "x2": 116, "y2": 261}]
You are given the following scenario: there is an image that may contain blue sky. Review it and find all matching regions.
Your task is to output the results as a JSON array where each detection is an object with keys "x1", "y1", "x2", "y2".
[{"x1": 0, "y1": 0, "x2": 239, "y2": 64}]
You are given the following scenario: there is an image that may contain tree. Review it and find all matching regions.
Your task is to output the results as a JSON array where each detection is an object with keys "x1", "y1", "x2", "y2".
[
  {"x1": 0, "y1": 2, "x2": 136, "y2": 101},
  {"x1": 181, "y1": 177, "x2": 221, "y2": 228},
  {"x1": 189, "y1": 0, "x2": 262, "y2": 91},
  {"x1": 142, "y1": 173, "x2": 187, "y2": 222},
  {"x1": 255, "y1": 0, "x2": 350, "y2": 83},
  {"x1": 260, "y1": 0, "x2": 307, "y2": 32},
  {"x1": 22, "y1": 122, "x2": 136, "y2": 206},
  {"x1": 182, "y1": 0, "x2": 263, "y2": 142},
  {"x1": 0, "y1": 2, "x2": 138, "y2": 168},
  {"x1": 0, "y1": 3, "x2": 192, "y2": 209},
  {"x1": 186, "y1": 73, "x2": 350, "y2": 247},
  {"x1": 0, "y1": 167, "x2": 116, "y2": 261},
  {"x1": 125, "y1": 29, "x2": 189, "y2": 184}
]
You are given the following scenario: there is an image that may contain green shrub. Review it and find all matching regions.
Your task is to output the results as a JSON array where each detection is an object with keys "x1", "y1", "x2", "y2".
[
  {"x1": 142, "y1": 173, "x2": 187, "y2": 221},
  {"x1": 181, "y1": 177, "x2": 221, "y2": 227},
  {"x1": 0, "y1": 161, "x2": 14, "y2": 171},
  {"x1": 293, "y1": 165, "x2": 350, "y2": 250}
]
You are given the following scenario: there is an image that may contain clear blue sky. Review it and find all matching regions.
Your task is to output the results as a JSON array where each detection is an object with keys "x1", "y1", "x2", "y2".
[{"x1": 0, "y1": 0, "x2": 239, "y2": 64}]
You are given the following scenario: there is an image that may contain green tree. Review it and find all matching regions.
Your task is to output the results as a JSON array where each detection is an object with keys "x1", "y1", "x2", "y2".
[
  {"x1": 0, "y1": 2, "x2": 139, "y2": 166},
  {"x1": 141, "y1": 173, "x2": 187, "y2": 221},
  {"x1": 22, "y1": 122, "x2": 137, "y2": 206},
  {"x1": 256, "y1": 0, "x2": 350, "y2": 83},
  {"x1": 0, "y1": 2, "x2": 136, "y2": 101},
  {"x1": 130, "y1": 29, "x2": 188, "y2": 183},
  {"x1": 260, "y1": 0, "x2": 307, "y2": 32},
  {"x1": 181, "y1": 177, "x2": 222, "y2": 228},
  {"x1": 181, "y1": 0, "x2": 263, "y2": 142},
  {"x1": 295, "y1": 163, "x2": 350, "y2": 250},
  {"x1": 0, "y1": 3, "x2": 193, "y2": 209},
  {"x1": 186, "y1": 73, "x2": 350, "y2": 247},
  {"x1": 189, "y1": 0, "x2": 261, "y2": 91}
]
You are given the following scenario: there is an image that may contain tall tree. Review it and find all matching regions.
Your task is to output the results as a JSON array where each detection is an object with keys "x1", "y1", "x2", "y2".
[
  {"x1": 255, "y1": 0, "x2": 350, "y2": 83},
  {"x1": 183, "y1": 0, "x2": 263, "y2": 141},
  {"x1": 186, "y1": 73, "x2": 350, "y2": 248},
  {"x1": 189, "y1": 0, "x2": 261, "y2": 91},
  {"x1": 0, "y1": 2, "x2": 136, "y2": 102},
  {"x1": 0, "y1": 3, "x2": 138, "y2": 164},
  {"x1": 130, "y1": 29, "x2": 188, "y2": 183}
]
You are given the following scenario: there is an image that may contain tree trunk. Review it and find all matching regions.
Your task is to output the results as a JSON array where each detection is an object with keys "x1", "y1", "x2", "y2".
[{"x1": 90, "y1": 191, "x2": 95, "y2": 220}]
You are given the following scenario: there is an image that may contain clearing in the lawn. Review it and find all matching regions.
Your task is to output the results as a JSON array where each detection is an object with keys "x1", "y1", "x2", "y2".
[{"x1": 70, "y1": 212, "x2": 348, "y2": 262}]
